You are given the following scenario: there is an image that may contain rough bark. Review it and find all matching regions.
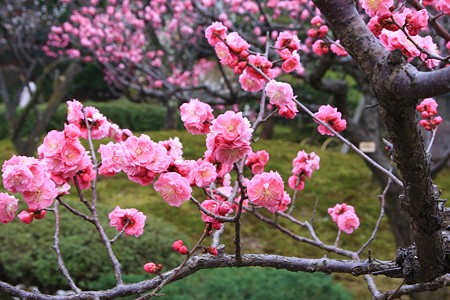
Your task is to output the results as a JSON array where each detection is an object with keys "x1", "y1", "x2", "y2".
[{"x1": 313, "y1": 0, "x2": 450, "y2": 283}]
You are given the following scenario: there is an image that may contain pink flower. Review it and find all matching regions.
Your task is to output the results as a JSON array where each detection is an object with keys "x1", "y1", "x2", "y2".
[
  {"x1": 265, "y1": 80, "x2": 294, "y2": 107},
  {"x1": 328, "y1": 203, "x2": 354, "y2": 222},
  {"x1": 247, "y1": 171, "x2": 286, "y2": 213},
  {"x1": 205, "y1": 22, "x2": 227, "y2": 46},
  {"x1": 245, "y1": 150, "x2": 269, "y2": 175},
  {"x1": 153, "y1": 172, "x2": 192, "y2": 207},
  {"x1": 215, "y1": 42, "x2": 235, "y2": 66},
  {"x1": 417, "y1": 98, "x2": 443, "y2": 130},
  {"x1": 22, "y1": 180, "x2": 58, "y2": 210},
  {"x1": 98, "y1": 142, "x2": 127, "y2": 176},
  {"x1": 313, "y1": 105, "x2": 347, "y2": 136},
  {"x1": 361, "y1": 0, "x2": 394, "y2": 17},
  {"x1": 312, "y1": 40, "x2": 330, "y2": 55},
  {"x1": 275, "y1": 31, "x2": 300, "y2": 53},
  {"x1": 123, "y1": 134, "x2": 171, "y2": 174},
  {"x1": 108, "y1": 206, "x2": 147, "y2": 237},
  {"x1": 180, "y1": 99, "x2": 214, "y2": 135},
  {"x1": 159, "y1": 137, "x2": 183, "y2": 162},
  {"x1": 0, "y1": 193, "x2": 18, "y2": 224},
  {"x1": 288, "y1": 175, "x2": 305, "y2": 191},
  {"x1": 337, "y1": 210, "x2": 360, "y2": 234},
  {"x1": 239, "y1": 71, "x2": 266, "y2": 92},
  {"x1": 292, "y1": 150, "x2": 320, "y2": 177},
  {"x1": 282, "y1": 51, "x2": 300, "y2": 73},
  {"x1": 195, "y1": 160, "x2": 217, "y2": 187},
  {"x1": 330, "y1": 42, "x2": 348, "y2": 56},
  {"x1": 206, "y1": 111, "x2": 253, "y2": 165},
  {"x1": 200, "y1": 200, "x2": 231, "y2": 230},
  {"x1": 328, "y1": 203, "x2": 360, "y2": 234},
  {"x1": 66, "y1": 100, "x2": 111, "y2": 140}
]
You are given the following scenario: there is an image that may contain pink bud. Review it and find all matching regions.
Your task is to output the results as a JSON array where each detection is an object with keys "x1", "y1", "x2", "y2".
[
  {"x1": 18, "y1": 210, "x2": 33, "y2": 224},
  {"x1": 172, "y1": 240, "x2": 184, "y2": 251},
  {"x1": 178, "y1": 245, "x2": 188, "y2": 255},
  {"x1": 144, "y1": 262, "x2": 158, "y2": 274},
  {"x1": 208, "y1": 247, "x2": 218, "y2": 256},
  {"x1": 33, "y1": 210, "x2": 47, "y2": 220}
]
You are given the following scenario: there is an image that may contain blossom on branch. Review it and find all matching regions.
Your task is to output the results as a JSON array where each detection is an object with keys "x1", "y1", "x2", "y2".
[
  {"x1": 153, "y1": 172, "x2": 192, "y2": 207},
  {"x1": 313, "y1": 105, "x2": 347, "y2": 136},
  {"x1": 247, "y1": 171, "x2": 290, "y2": 213},
  {"x1": 108, "y1": 206, "x2": 147, "y2": 237},
  {"x1": 180, "y1": 99, "x2": 214, "y2": 135},
  {"x1": 328, "y1": 203, "x2": 360, "y2": 234},
  {"x1": 0, "y1": 193, "x2": 18, "y2": 224},
  {"x1": 416, "y1": 98, "x2": 443, "y2": 131}
]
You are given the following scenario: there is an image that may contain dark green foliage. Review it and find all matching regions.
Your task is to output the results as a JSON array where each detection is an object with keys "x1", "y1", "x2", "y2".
[
  {"x1": 0, "y1": 201, "x2": 187, "y2": 293},
  {"x1": 0, "y1": 100, "x2": 166, "y2": 139},
  {"x1": 162, "y1": 268, "x2": 353, "y2": 300}
]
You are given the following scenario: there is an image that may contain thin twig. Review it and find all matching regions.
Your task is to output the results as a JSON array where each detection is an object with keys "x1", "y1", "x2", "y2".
[
  {"x1": 52, "y1": 200, "x2": 82, "y2": 293},
  {"x1": 137, "y1": 224, "x2": 213, "y2": 299},
  {"x1": 357, "y1": 177, "x2": 390, "y2": 255}
]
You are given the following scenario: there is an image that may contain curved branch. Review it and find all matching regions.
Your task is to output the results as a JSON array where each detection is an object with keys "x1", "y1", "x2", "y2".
[{"x1": 0, "y1": 254, "x2": 401, "y2": 300}]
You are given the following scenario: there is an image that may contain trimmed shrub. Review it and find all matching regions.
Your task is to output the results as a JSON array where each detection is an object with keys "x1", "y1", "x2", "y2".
[
  {"x1": 0, "y1": 100, "x2": 166, "y2": 140},
  {"x1": 162, "y1": 267, "x2": 353, "y2": 300},
  {"x1": 0, "y1": 201, "x2": 186, "y2": 293}
]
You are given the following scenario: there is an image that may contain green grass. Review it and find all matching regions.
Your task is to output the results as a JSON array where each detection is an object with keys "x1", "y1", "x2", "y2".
[{"x1": 0, "y1": 129, "x2": 449, "y2": 299}]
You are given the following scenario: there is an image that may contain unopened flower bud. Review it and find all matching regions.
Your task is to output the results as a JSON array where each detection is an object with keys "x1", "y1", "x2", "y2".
[
  {"x1": 18, "y1": 210, "x2": 33, "y2": 224},
  {"x1": 33, "y1": 210, "x2": 47, "y2": 219},
  {"x1": 172, "y1": 240, "x2": 184, "y2": 251},
  {"x1": 178, "y1": 245, "x2": 188, "y2": 255}
]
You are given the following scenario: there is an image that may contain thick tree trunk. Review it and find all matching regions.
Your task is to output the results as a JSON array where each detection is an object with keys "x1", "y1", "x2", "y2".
[{"x1": 314, "y1": 0, "x2": 450, "y2": 283}]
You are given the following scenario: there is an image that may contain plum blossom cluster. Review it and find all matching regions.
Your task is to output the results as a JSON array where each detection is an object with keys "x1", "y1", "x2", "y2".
[
  {"x1": 179, "y1": 99, "x2": 214, "y2": 135},
  {"x1": 265, "y1": 80, "x2": 298, "y2": 119},
  {"x1": 247, "y1": 171, "x2": 291, "y2": 213},
  {"x1": 274, "y1": 31, "x2": 302, "y2": 73},
  {"x1": 416, "y1": 98, "x2": 443, "y2": 131},
  {"x1": 328, "y1": 203, "x2": 360, "y2": 234},
  {"x1": 108, "y1": 206, "x2": 147, "y2": 237},
  {"x1": 363, "y1": 1, "x2": 440, "y2": 68},
  {"x1": 200, "y1": 200, "x2": 232, "y2": 230},
  {"x1": 308, "y1": 16, "x2": 348, "y2": 57},
  {"x1": 245, "y1": 150, "x2": 269, "y2": 175},
  {"x1": 2, "y1": 156, "x2": 58, "y2": 220},
  {"x1": 313, "y1": 105, "x2": 347, "y2": 136},
  {"x1": 172, "y1": 239, "x2": 188, "y2": 255},
  {"x1": 288, "y1": 151, "x2": 320, "y2": 191},
  {"x1": 205, "y1": 110, "x2": 253, "y2": 167},
  {"x1": 205, "y1": 21, "x2": 301, "y2": 104},
  {"x1": 45, "y1": 0, "x2": 213, "y2": 89}
]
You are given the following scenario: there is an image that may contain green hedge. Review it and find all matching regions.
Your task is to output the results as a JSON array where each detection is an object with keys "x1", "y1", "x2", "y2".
[
  {"x1": 0, "y1": 200, "x2": 187, "y2": 293},
  {"x1": 0, "y1": 100, "x2": 166, "y2": 140},
  {"x1": 162, "y1": 268, "x2": 353, "y2": 300}
]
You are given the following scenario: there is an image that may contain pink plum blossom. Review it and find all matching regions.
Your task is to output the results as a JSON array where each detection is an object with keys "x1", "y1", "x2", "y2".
[
  {"x1": 245, "y1": 150, "x2": 269, "y2": 174},
  {"x1": 153, "y1": 172, "x2": 192, "y2": 207},
  {"x1": 195, "y1": 160, "x2": 217, "y2": 187},
  {"x1": 180, "y1": 99, "x2": 214, "y2": 135},
  {"x1": 239, "y1": 71, "x2": 266, "y2": 92},
  {"x1": 0, "y1": 193, "x2": 18, "y2": 224},
  {"x1": 205, "y1": 22, "x2": 227, "y2": 46},
  {"x1": 108, "y1": 206, "x2": 147, "y2": 237},
  {"x1": 328, "y1": 203, "x2": 360, "y2": 234},
  {"x1": 205, "y1": 111, "x2": 253, "y2": 165},
  {"x1": 200, "y1": 199, "x2": 232, "y2": 230},
  {"x1": 361, "y1": 0, "x2": 394, "y2": 17},
  {"x1": 313, "y1": 105, "x2": 347, "y2": 136},
  {"x1": 247, "y1": 171, "x2": 286, "y2": 213}
]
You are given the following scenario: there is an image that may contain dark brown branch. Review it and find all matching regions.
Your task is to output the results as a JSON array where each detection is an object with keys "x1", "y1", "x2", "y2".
[{"x1": 0, "y1": 254, "x2": 402, "y2": 300}]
